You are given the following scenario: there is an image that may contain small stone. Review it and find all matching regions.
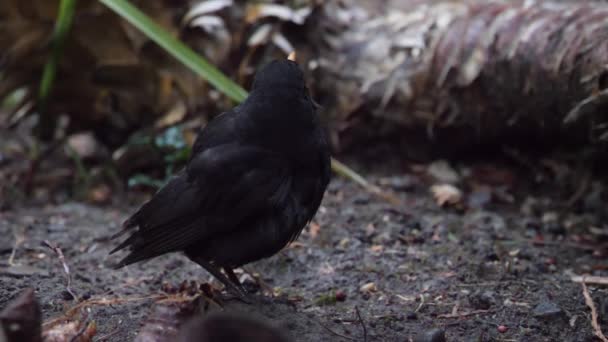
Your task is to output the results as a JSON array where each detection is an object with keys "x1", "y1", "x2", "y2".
[
  {"x1": 406, "y1": 311, "x2": 417, "y2": 320},
  {"x1": 66, "y1": 132, "x2": 102, "y2": 159},
  {"x1": 60, "y1": 290, "x2": 74, "y2": 301},
  {"x1": 414, "y1": 328, "x2": 446, "y2": 342},
  {"x1": 428, "y1": 160, "x2": 460, "y2": 183},
  {"x1": 532, "y1": 301, "x2": 564, "y2": 319},
  {"x1": 541, "y1": 212, "x2": 558, "y2": 225},
  {"x1": 469, "y1": 290, "x2": 495, "y2": 310},
  {"x1": 352, "y1": 195, "x2": 370, "y2": 205},
  {"x1": 335, "y1": 290, "x2": 347, "y2": 302}
]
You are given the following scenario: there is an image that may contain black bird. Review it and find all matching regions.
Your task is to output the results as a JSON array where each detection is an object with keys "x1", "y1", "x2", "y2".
[{"x1": 109, "y1": 57, "x2": 331, "y2": 297}]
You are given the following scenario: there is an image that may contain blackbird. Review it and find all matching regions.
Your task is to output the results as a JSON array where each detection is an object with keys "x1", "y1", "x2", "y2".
[{"x1": 109, "y1": 57, "x2": 331, "y2": 297}]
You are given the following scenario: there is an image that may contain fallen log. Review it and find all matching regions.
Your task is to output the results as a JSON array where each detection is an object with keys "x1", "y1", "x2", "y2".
[{"x1": 310, "y1": 0, "x2": 608, "y2": 158}]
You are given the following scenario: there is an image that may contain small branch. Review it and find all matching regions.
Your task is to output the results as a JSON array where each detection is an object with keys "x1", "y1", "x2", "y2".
[
  {"x1": 68, "y1": 313, "x2": 91, "y2": 342},
  {"x1": 95, "y1": 329, "x2": 120, "y2": 342},
  {"x1": 415, "y1": 293, "x2": 425, "y2": 313},
  {"x1": 354, "y1": 306, "x2": 367, "y2": 342},
  {"x1": 571, "y1": 276, "x2": 608, "y2": 286},
  {"x1": 565, "y1": 169, "x2": 591, "y2": 207},
  {"x1": 8, "y1": 226, "x2": 26, "y2": 266},
  {"x1": 581, "y1": 279, "x2": 608, "y2": 342},
  {"x1": 315, "y1": 317, "x2": 356, "y2": 341},
  {"x1": 331, "y1": 158, "x2": 404, "y2": 207},
  {"x1": 42, "y1": 240, "x2": 77, "y2": 301},
  {"x1": 437, "y1": 309, "x2": 493, "y2": 319},
  {"x1": 43, "y1": 293, "x2": 182, "y2": 328}
]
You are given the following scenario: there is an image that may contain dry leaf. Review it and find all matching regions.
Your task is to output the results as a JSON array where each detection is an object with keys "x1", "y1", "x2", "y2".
[
  {"x1": 360, "y1": 282, "x2": 377, "y2": 293},
  {"x1": 183, "y1": 0, "x2": 233, "y2": 24},
  {"x1": 428, "y1": 160, "x2": 460, "y2": 183},
  {"x1": 42, "y1": 320, "x2": 96, "y2": 342},
  {"x1": 308, "y1": 222, "x2": 321, "y2": 239},
  {"x1": 430, "y1": 184, "x2": 462, "y2": 206},
  {"x1": 245, "y1": 4, "x2": 312, "y2": 25},
  {"x1": 370, "y1": 245, "x2": 383, "y2": 253}
]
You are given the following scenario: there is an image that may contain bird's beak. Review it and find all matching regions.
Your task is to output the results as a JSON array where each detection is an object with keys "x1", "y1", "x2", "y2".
[{"x1": 287, "y1": 51, "x2": 297, "y2": 62}]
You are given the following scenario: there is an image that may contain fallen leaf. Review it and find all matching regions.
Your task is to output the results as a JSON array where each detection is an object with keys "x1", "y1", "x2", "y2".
[
  {"x1": 360, "y1": 282, "x2": 377, "y2": 293},
  {"x1": 430, "y1": 184, "x2": 462, "y2": 206},
  {"x1": 370, "y1": 245, "x2": 383, "y2": 253},
  {"x1": 43, "y1": 321, "x2": 96, "y2": 342},
  {"x1": 428, "y1": 160, "x2": 460, "y2": 183},
  {"x1": 88, "y1": 184, "x2": 111, "y2": 204},
  {"x1": 308, "y1": 222, "x2": 320, "y2": 239},
  {"x1": 365, "y1": 223, "x2": 375, "y2": 237}
]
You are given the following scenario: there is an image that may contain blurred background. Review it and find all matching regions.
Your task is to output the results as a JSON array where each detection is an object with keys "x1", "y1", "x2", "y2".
[
  {"x1": 1, "y1": 0, "x2": 608, "y2": 206},
  {"x1": 1, "y1": 1, "x2": 607, "y2": 341}
]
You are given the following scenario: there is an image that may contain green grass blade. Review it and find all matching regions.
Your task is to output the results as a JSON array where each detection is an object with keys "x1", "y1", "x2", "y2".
[
  {"x1": 37, "y1": 0, "x2": 78, "y2": 139},
  {"x1": 98, "y1": 0, "x2": 378, "y2": 198},
  {"x1": 98, "y1": 0, "x2": 247, "y2": 103}
]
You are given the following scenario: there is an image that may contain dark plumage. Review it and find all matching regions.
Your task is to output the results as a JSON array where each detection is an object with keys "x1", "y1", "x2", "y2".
[{"x1": 110, "y1": 58, "x2": 331, "y2": 296}]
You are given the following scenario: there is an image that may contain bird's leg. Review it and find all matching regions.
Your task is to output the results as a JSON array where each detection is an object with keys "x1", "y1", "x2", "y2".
[
  {"x1": 192, "y1": 257, "x2": 249, "y2": 300},
  {"x1": 223, "y1": 267, "x2": 246, "y2": 293}
]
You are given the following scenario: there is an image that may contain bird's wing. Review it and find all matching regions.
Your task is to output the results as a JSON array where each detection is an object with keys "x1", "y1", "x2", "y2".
[{"x1": 111, "y1": 143, "x2": 290, "y2": 267}]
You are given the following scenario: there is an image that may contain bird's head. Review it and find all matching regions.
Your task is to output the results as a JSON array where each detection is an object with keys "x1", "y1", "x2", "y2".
[{"x1": 251, "y1": 58, "x2": 307, "y2": 92}]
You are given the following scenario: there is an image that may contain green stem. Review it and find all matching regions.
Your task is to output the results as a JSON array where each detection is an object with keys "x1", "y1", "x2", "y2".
[
  {"x1": 98, "y1": 0, "x2": 247, "y2": 103},
  {"x1": 37, "y1": 0, "x2": 78, "y2": 139},
  {"x1": 99, "y1": 0, "x2": 378, "y2": 198}
]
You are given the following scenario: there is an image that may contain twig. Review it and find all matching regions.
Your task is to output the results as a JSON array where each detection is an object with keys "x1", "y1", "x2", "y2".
[
  {"x1": 42, "y1": 240, "x2": 77, "y2": 301},
  {"x1": 354, "y1": 306, "x2": 367, "y2": 342},
  {"x1": 8, "y1": 226, "x2": 26, "y2": 266},
  {"x1": 96, "y1": 329, "x2": 120, "y2": 342},
  {"x1": 501, "y1": 238, "x2": 601, "y2": 252},
  {"x1": 315, "y1": 317, "x2": 356, "y2": 341},
  {"x1": 415, "y1": 293, "x2": 425, "y2": 313},
  {"x1": 565, "y1": 169, "x2": 591, "y2": 207},
  {"x1": 44, "y1": 294, "x2": 165, "y2": 327},
  {"x1": 571, "y1": 276, "x2": 608, "y2": 286},
  {"x1": 68, "y1": 316, "x2": 91, "y2": 342},
  {"x1": 23, "y1": 138, "x2": 66, "y2": 195},
  {"x1": 241, "y1": 267, "x2": 274, "y2": 296},
  {"x1": 580, "y1": 278, "x2": 608, "y2": 342},
  {"x1": 331, "y1": 158, "x2": 404, "y2": 207},
  {"x1": 437, "y1": 309, "x2": 493, "y2": 318}
]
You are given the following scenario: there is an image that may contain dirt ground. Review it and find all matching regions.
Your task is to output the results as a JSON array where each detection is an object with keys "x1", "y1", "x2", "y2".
[{"x1": 1, "y1": 155, "x2": 607, "y2": 341}]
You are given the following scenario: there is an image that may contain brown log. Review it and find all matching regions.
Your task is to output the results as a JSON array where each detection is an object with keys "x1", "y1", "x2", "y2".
[{"x1": 310, "y1": 0, "x2": 608, "y2": 158}]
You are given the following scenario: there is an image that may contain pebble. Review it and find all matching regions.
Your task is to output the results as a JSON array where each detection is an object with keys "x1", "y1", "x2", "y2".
[
  {"x1": 469, "y1": 290, "x2": 495, "y2": 310},
  {"x1": 414, "y1": 328, "x2": 446, "y2": 342},
  {"x1": 352, "y1": 195, "x2": 370, "y2": 205},
  {"x1": 60, "y1": 290, "x2": 74, "y2": 301},
  {"x1": 532, "y1": 301, "x2": 564, "y2": 319},
  {"x1": 406, "y1": 311, "x2": 418, "y2": 320}
]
